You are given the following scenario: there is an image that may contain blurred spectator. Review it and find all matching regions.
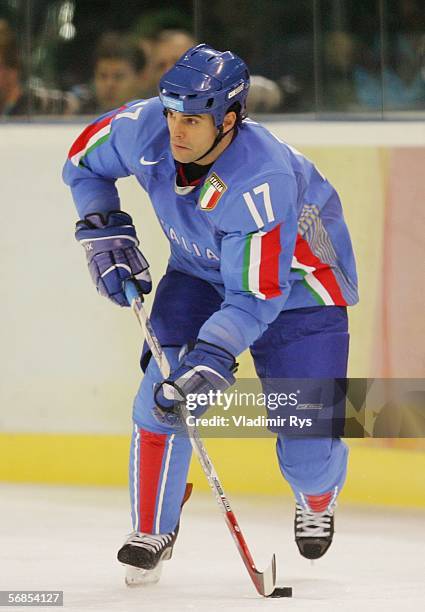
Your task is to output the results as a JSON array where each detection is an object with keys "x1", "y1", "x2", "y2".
[
  {"x1": 74, "y1": 33, "x2": 146, "y2": 114},
  {"x1": 139, "y1": 29, "x2": 196, "y2": 97},
  {"x1": 353, "y1": 0, "x2": 425, "y2": 110},
  {"x1": 0, "y1": 38, "x2": 22, "y2": 116},
  {"x1": 353, "y1": 40, "x2": 424, "y2": 110},
  {"x1": 322, "y1": 31, "x2": 359, "y2": 111},
  {"x1": 246, "y1": 75, "x2": 283, "y2": 113},
  {"x1": 0, "y1": 36, "x2": 74, "y2": 117},
  {"x1": 0, "y1": 18, "x2": 14, "y2": 46}
]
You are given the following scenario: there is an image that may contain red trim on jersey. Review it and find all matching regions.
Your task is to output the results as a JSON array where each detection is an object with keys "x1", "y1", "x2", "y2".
[
  {"x1": 68, "y1": 106, "x2": 126, "y2": 159},
  {"x1": 306, "y1": 491, "x2": 333, "y2": 512},
  {"x1": 259, "y1": 224, "x2": 282, "y2": 298},
  {"x1": 138, "y1": 429, "x2": 168, "y2": 533},
  {"x1": 295, "y1": 235, "x2": 347, "y2": 305},
  {"x1": 177, "y1": 163, "x2": 189, "y2": 186}
]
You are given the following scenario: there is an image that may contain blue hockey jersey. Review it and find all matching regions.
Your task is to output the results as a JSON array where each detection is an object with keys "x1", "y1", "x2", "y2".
[{"x1": 63, "y1": 98, "x2": 358, "y2": 356}]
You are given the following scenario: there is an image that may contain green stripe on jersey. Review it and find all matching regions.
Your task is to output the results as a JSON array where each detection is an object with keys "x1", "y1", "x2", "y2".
[
  {"x1": 243, "y1": 234, "x2": 253, "y2": 292},
  {"x1": 290, "y1": 267, "x2": 325, "y2": 305},
  {"x1": 81, "y1": 133, "x2": 111, "y2": 164}
]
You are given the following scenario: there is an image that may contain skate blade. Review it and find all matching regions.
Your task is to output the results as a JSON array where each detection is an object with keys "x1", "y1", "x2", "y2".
[{"x1": 125, "y1": 562, "x2": 163, "y2": 587}]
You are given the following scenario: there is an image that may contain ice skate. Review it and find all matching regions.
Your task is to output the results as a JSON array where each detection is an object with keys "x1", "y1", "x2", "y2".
[
  {"x1": 118, "y1": 530, "x2": 177, "y2": 586},
  {"x1": 294, "y1": 493, "x2": 336, "y2": 560},
  {"x1": 118, "y1": 483, "x2": 192, "y2": 586}
]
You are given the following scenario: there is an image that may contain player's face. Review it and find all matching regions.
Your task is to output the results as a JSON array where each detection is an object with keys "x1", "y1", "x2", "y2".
[{"x1": 166, "y1": 110, "x2": 218, "y2": 164}]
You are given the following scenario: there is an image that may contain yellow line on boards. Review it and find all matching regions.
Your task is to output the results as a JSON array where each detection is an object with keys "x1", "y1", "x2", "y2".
[{"x1": 0, "y1": 434, "x2": 424, "y2": 508}]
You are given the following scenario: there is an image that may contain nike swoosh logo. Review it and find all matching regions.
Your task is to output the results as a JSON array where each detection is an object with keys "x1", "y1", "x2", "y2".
[{"x1": 140, "y1": 156, "x2": 163, "y2": 165}]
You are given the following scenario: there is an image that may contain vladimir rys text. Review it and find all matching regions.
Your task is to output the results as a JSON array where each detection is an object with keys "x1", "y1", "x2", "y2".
[{"x1": 186, "y1": 414, "x2": 313, "y2": 429}]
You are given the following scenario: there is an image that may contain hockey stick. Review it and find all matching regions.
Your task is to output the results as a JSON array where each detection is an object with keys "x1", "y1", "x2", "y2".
[{"x1": 124, "y1": 279, "x2": 280, "y2": 597}]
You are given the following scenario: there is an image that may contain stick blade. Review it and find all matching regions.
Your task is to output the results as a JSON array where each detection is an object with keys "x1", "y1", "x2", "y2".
[{"x1": 251, "y1": 553, "x2": 276, "y2": 597}]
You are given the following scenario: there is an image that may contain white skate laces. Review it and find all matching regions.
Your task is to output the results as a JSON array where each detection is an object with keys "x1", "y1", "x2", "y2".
[
  {"x1": 123, "y1": 531, "x2": 175, "y2": 554},
  {"x1": 294, "y1": 491, "x2": 337, "y2": 559},
  {"x1": 295, "y1": 504, "x2": 334, "y2": 538}
]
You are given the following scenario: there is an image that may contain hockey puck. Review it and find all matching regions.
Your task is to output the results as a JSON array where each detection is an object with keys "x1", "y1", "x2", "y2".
[{"x1": 268, "y1": 586, "x2": 293, "y2": 598}]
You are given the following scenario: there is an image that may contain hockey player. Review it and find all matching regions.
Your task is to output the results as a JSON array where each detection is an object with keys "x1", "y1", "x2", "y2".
[{"x1": 63, "y1": 44, "x2": 358, "y2": 583}]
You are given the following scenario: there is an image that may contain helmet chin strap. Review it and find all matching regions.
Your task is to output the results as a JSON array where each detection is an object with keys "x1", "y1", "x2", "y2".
[{"x1": 192, "y1": 125, "x2": 235, "y2": 164}]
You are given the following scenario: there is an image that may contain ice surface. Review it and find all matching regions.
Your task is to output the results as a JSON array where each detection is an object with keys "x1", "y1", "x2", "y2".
[{"x1": 0, "y1": 484, "x2": 424, "y2": 611}]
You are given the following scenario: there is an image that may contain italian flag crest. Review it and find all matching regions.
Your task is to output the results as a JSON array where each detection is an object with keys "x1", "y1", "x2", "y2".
[{"x1": 199, "y1": 173, "x2": 227, "y2": 210}]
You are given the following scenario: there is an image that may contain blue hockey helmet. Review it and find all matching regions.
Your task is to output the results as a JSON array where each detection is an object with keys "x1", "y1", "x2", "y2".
[{"x1": 159, "y1": 43, "x2": 250, "y2": 127}]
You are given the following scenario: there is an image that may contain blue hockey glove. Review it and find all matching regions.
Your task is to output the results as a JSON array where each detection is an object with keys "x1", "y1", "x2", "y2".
[
  {"x1": 75, "y1": 211, "x2": 151, "y2": 306},
  {"x1": 154, "y1": 340, "x2": 238, "y2": 422}
]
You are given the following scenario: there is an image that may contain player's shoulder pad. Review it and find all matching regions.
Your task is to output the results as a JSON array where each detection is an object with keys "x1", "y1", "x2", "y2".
[
  {"x1": 196, "y1": 121, "x2": 298, "y2": 234},
  {"x1": 109, "y1": 97, "x2": 168, "y2": 172},
  {"x1": 120, "y1": 96, "x2": 164, "y2": 131},
  {"x1": 109, "y1": 97, "x2": 163, "y2": 135}
]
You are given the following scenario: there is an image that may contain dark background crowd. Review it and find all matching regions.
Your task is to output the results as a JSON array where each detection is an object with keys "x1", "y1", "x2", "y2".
[{"x1": 0, "y1": 0, "x2": 424, "y2": 118}]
